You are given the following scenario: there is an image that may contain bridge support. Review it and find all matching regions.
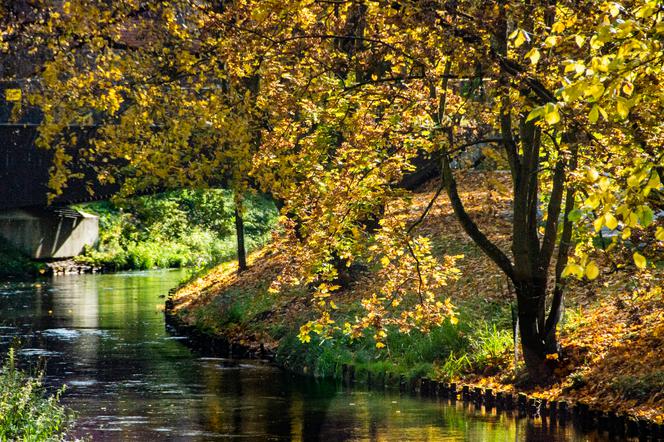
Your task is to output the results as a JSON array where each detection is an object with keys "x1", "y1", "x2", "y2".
[{"x1": 0, "y1": 208, "x2": 99, "y2": 259}]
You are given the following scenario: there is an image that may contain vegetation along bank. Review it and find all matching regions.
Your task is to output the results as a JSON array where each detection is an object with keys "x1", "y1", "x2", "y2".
[
  {"x1": 0, "y1": 189, "x2": 277, "y2": 277},
  {"x1": 168, "y1": 172, "x2": 664, "y2": 432}
]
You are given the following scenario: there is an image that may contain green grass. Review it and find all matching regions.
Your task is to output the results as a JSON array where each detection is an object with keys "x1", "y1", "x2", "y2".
[
  {"x1": 271, "y1": 305, "x2": 513, "y2": 382},
  {"x1": 179, "y1": 230, "x2": 516, "y2": 384},
  {"x1": 0, "y1": 349, "x2": 72, "y2": 441}
]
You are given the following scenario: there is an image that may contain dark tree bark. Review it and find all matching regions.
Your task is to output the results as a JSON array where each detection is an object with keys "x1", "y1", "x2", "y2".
[
  {"x1": 424, "y1": 3, "x2": 580, "y2": 382},
  {"x1": 234, "y1": 199, "x2": 248, "y2": 273}
]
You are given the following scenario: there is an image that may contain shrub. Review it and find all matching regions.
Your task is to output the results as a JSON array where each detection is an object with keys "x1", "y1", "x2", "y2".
[
  {"x1": 75, "y1": 189, "x2": 278, "y2": 271},
  {"x1": 0, "y1": 349, "x2": 72, "y2": 441}
]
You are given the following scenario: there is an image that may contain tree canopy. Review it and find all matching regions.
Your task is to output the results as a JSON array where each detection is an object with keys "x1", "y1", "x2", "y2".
[{"x1": 4, "y1": 0, "x2": 662, "y2": 382}]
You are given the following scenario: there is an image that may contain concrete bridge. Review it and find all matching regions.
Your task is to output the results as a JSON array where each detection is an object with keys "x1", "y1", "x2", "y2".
[{"x1": 0, "y1": 124, "x2": 112, "y2": 259}]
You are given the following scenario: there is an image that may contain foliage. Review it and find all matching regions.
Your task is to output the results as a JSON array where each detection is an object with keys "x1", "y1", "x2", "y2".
[
  {"x1": 0, "y1": 349, "x2": 72, "y2": 441},
  {"x1": 5, "y1": 0, "x2": 661, "y2": 381},
  {"x1": 172, "y1": 177, "x2": 663, "y2": 420},
  {"x1": 75, "y1": 189, "x2": 277, "y2": 270},
  {"x1": 467, "y1": 323, "x2": 513, "y2": 372}
]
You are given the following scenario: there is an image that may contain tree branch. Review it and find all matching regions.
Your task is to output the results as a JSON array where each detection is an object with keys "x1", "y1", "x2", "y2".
[
  {"x1": 441, "y1": 128, "x2": 515, "y2": 282},
  {"x1": 539, "y1": 133, "x2": 567, "y2": 271}
]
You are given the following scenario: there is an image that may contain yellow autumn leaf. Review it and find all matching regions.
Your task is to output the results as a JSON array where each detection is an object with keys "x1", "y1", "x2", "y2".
[
  {"x1": 585, "y1": 261, "x2": 600, "y2": 280},
  {"x1": 622, "y1": 82, "x2": 634, "y2": 96},
  {"x1": 544, "y1": 104, "x2": 561, "y2": 125},
  {"x1": 604, "y1": 213, "x2": 618, "y2": 230},
  {"x1": 562, "y1": 263, "x2": 584, "y2": 278},
  {"x1": 616, "y1": 98, "x2": 630, "y2": 119},
  {"x1": 575, "y1": 35, "x2": 585, "y2": 47},
  {"x1": 622, "y1": 227, "x2": 631, "y2": 239},
  {"x1": 526, "y1": 48, "x2": 540, "y2": 65},
  {"x1": 514, "y1": 30, "x2": 527, "y2": 47},
  {"x1": 656, "y1": 227, "x2": 664, "y2": 241},
  {"x1": 5, "y1": 88, "x2": 21, "y2": 102},
  {"x1": 633, "y1": 252, "x2": 647, "y2": 269},
  {"x1": 594, "y1": 216, "x2": 604, "y2": 232},
  {"x1": 551, "y1": 21, "x2": 565, "y2": 33}
]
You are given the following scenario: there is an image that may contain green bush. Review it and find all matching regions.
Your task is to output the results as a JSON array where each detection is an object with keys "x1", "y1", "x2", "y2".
[
  {"x1": 0, "y1": 349, "x2": 72, "y2": 441},
  {"x1": 75, "y1": 189, "x2": 278, "y2": 271}
]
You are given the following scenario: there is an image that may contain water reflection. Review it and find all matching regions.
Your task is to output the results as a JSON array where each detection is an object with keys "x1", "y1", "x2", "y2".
[{"x1": 0, "y1": 271, "x2": 606, "y2": 441}]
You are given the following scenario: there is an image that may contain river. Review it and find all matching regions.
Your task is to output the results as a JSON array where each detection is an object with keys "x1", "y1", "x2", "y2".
[{"x1": 0, "y1": 270, "x2": 606, "y2": 441}]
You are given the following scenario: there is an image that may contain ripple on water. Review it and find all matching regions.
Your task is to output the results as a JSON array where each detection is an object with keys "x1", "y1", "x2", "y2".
[
  {"x1": 16, "y1": 348, "x2": 62, "y2": 357},
  {"x1": 41, "y1": 328, "x2": 109, "y2": 341},
  {"x1": 67, "y1": 379, "x2": 99, "y2": 387}
]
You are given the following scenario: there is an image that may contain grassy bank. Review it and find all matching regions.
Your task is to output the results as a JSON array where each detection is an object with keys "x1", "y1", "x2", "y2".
[
  {"x1": 170, "y1": 172, "x2": 663, "y2": 422},
  {"x1": 74, "y1": 189, "x2": 277, "y2": 271},
  {"x1": 0, "y1": 349, "x2": 72, "y2": 440}
]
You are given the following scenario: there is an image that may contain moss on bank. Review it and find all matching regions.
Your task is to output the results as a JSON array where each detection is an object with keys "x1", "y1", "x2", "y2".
[{"x1": 170, "y1": 173, "x2": 664, "y2": 423}]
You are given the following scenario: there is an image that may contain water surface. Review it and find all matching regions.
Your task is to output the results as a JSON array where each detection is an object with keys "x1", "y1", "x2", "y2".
[{"x1": 0, "y1": 271, "x2": 605, "y2": 441}]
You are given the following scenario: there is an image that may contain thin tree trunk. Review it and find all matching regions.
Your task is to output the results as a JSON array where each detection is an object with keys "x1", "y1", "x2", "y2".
[{"x1": 234, "y1": 199, "x2": 247, "y2": 273}]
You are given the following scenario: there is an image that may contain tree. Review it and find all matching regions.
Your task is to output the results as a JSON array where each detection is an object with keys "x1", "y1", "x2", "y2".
[
  {"x1": 29, "y1": 0, "x2": 663, "y2": 382},
  {"x1": 30, "y1": 1, "x2": 262, "y2": 272},
  {"x1": 223, "y1": 0, "x2": 662, "y2": 381}
]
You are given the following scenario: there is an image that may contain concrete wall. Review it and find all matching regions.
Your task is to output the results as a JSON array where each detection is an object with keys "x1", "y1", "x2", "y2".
[{"x1": 0, "y1": 208, "x2": 99, "y2": 259}]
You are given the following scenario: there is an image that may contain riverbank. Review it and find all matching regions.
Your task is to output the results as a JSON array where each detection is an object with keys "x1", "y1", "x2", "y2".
[{"x1": 167, "y1": 172, "x2": 664, "y2": 429}]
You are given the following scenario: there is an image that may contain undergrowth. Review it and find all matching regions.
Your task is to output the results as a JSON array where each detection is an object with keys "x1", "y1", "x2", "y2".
[
  {"x1": 75, "y1": 189, "x2": 277, "y2": 271},
  {"x1": 0, "y1": 349, "x2": 72, "y2": 441},
  {"x1": 0, "y1": 238, "x2": 46, "y2": 278}
]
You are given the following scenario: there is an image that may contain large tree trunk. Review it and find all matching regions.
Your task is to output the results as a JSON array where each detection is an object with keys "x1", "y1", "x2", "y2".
[
  {"x1": 515, "y1": 280, "x2": 555, "y2": 383},
  {"x1": 234, "y1": 199, "x2": 247, "y2": 273}
]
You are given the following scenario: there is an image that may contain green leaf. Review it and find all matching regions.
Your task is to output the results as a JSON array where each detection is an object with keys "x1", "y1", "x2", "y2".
[
  {"x1": 567, "y1": 208, "x2": 583, "y2": 222},
  {"x1": 526, "y1": 106, "x2": 545, "y2": 122},
  {"x1": 638, "y1": 206, "x2": 654, "y2": 227}
]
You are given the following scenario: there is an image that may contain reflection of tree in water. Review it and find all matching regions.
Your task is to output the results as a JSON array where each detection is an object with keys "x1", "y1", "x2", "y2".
[
  {"x1": 198, "y1": 364, "x2": 344, "y2": 439},
  {"x1": 1, "y1": 273, "x2": 602, "y2": 440}
]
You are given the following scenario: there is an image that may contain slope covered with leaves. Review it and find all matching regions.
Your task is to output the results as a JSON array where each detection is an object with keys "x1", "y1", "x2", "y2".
[{"x1": 170, "y1": 171, "x2": 663, "y2": 421}]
